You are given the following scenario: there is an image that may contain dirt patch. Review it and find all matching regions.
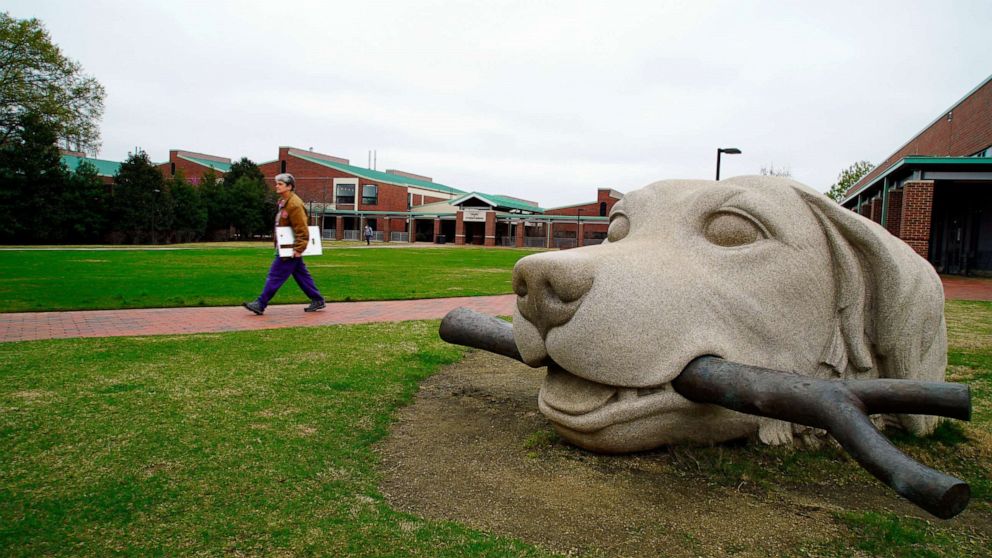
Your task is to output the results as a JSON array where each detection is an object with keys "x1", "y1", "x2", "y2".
[{"x1": 378, "y1": 350, "x2": 991, "y2": 557}]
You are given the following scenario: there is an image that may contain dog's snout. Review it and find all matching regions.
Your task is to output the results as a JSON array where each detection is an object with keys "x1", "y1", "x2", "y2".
[{"x1": 513, "y1": 252, "x2": 594, "y2": 336}]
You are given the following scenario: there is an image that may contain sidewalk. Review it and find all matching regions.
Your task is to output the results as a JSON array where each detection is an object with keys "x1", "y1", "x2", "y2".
[
  {"x1": 941, "y1": 274, "x2": 992, "y2": 302},
  {"x1": 0, "y1": 295, "x2": 516, "y2": 343},
  {"x1": 1, "y1": 275, "x2": 990, "y2": 344}
]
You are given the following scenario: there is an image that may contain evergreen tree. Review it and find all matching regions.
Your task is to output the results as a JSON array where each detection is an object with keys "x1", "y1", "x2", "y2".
[
  {"x1": 113, "y1": 150, "x2": 169, "y2": 243},
  {"x1": 200, "y1": 170, "x2": 231, "y2": 239},
  {"x1": 222, "y1": 157, "x2": 274, "y2": 239},
  {"x1": 229, "y1": 175, "x2": 270, "y2": 238},
  {"x1": 223, "y1": 157, "x2": 265, "y2": 188},
  {"x1": 169, "y1": 170, "x2": 206, "y2": 242},
  {"x1": 62, "y1": 159, "x2": 110, "y2": 242},
  {"x1": 0, "y1": 110, "x2": 68, "y2": 242}
]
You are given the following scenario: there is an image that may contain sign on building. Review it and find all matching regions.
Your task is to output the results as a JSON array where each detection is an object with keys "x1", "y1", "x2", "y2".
[{"x1": 463, "y1": 209, "x2": 488, "y2": 222}]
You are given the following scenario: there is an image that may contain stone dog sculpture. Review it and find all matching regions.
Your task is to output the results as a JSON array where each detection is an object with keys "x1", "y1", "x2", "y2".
[{"x1": 440, "y1": 176, "x2": 972, "y2": 518}]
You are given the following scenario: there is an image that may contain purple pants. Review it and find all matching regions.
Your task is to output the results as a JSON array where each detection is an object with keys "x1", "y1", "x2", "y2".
[{"x1": 255, "y1": 257, "x2": 324, "y2": 310}]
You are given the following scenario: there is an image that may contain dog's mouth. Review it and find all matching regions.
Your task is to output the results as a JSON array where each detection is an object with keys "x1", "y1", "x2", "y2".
[{"x1": 538, "y1": 362, "x2": 697, "y2": 433}]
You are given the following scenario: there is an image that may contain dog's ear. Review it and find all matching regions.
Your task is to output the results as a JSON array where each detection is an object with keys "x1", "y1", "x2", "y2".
[{"x1": 799, "y1": 189, "x2": 946, "y2": 435}]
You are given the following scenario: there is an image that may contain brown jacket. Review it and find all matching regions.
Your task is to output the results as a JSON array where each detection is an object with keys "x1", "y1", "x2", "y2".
[{"x1": 277, "y1": 192, "x2": 309, "y2": 254}]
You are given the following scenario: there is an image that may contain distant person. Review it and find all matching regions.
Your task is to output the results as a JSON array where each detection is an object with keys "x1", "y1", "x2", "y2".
[
  {"x1": 364, "y1": 224, "x2": 373, "y2": 245},
  {"x1": 243, "y1": 173, "x2": 325, "y2": 315}
]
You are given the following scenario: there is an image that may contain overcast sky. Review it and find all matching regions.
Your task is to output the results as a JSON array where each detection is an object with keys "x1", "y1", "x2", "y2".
[{"x1": 7, "y1": 0, "x2": 991, "y2": 207}]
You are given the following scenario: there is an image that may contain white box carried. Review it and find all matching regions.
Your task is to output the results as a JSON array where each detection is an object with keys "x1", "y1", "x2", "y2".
[{"x1": 275, "y1": 226, "x2": 323, "y2": 257}]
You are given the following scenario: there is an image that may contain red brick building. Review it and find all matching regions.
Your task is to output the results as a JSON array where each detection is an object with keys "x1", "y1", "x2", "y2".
[
  {"x1": 158, "y1": 150, "x2": 232, "y2": 184},
  {"x1": 59, "y1": 145, "x2": 626, "y2": 250},
  {"x1": 842, "y1": 75, "x2": 992, "y2": 275},
  {"x1": 258, "y1": 147, "x2": 466, "y2": 242},
  {"x1": 542, "y1": 188, "x2": 623, "y2": 248},
  {"x1": 252, "y1": 146, "x2": 622, "y2": 249}
]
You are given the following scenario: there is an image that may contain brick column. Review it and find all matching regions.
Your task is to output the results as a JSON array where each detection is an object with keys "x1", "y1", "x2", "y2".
[
  {"x1": 577, "y1": 220, "x2": 584, "y2": 247},
  {"x1": 335, "y1": 216, "x2": 344, "y2": 241},
  {"x1": 899, "y1": 181, "x2": 934, "y2": 260},
  {"x1": 869, "y1": 198, "x2": 883, "y2": 224},
  {"x1": 515, "y1": 220, "x2": 525, "y2": 248},
  {"x1": 455, "y1": 211, "x2": 466, "y2": 245},
  {"x1": 484, "y1": 211, "x2": 496, "y2": 247},
  {"x1": 383, "y1": 217, "x2": 391, "y2": 242},
  {"x1": 885, "y1": 190, "x2": 903, "y2": 237},
  {"x1": 409, "y1": 218, "x2": 415, "y2": 243},
  {"x1": 433, "y1": 218, "x2": 441, "y2": 242}
]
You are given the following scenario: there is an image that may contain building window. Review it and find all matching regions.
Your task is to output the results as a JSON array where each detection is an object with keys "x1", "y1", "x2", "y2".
[
  {"x1": 599, "y1": 202, "x2": 607, "y2": 216},
  {"x1": 362, "y1": 184, "x2": 378, "y2": 205},
  {"x1": 280, "y1": 160, "x2": 286, "y2": 173},
  {"x1": 336, "y1": 184, "x2": 355, "y2": 204}
]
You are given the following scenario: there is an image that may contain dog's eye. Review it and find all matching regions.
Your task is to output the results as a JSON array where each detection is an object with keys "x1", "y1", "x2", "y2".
[
  {"x1": 607, "y1": 214, "x2": 629, "y2": 242},
  {"x1": 704, "y1": 212, "x2": 765, "y2": 247}
]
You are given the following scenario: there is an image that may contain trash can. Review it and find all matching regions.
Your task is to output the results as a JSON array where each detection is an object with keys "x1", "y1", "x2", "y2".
[{"x1": 435, "y1": 235, "x2": 446, "y2": 244}]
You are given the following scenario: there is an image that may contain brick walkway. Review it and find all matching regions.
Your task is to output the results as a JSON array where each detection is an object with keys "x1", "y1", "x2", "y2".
[
  {"x1": 0, "y1": 295, "x2": 516, "y2": 343},
  {"x1": 1, "y1": 275, "x2": 990, "y2": 344},
  {"x1": 941, "y1": 275, "x2": 992, "y2": 302}
]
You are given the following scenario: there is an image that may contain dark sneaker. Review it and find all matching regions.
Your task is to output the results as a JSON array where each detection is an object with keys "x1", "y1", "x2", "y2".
[
  {"x1": 304, "y1": 299, "x2": 326, "y2": 312},
  {"x1": 242, "y1": 301, "x2": 264, "y2": 315}
]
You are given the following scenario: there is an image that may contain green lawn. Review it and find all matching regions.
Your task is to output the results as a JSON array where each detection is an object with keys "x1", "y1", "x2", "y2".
[
  {"x1": 0, "y1": 245, "x2": 537, "y2": 312},
  {"x1": 0, "y1": 320, "x2": 552, "y2": 557},
  {"x1": 1, "y1": 303, "x2": 989, "y2": 556}
]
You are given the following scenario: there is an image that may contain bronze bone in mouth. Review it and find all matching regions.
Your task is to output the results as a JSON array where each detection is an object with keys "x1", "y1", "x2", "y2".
[{"x1": 438, "y1": 307, "x2": 973, "y2": 520}]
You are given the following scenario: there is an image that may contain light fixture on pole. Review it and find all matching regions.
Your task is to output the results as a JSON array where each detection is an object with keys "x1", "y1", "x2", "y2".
[{"x1": 715, "y1": 147, "x2": 741, "y2": 181}]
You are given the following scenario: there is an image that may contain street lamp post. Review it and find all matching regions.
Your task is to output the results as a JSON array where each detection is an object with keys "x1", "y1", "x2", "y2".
[{"x1": 715, "y1": 147, "x2": 742, "y2": 181}]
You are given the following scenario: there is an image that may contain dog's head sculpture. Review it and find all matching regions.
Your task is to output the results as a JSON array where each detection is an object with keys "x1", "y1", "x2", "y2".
[{"x1": 512, "y1": 176, "x2": 947, "y2": 453}]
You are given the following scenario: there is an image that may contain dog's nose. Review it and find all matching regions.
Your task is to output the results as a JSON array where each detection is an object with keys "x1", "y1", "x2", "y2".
[{"x1": 513, "y1": 251, "x2": 594, "y2": 336}]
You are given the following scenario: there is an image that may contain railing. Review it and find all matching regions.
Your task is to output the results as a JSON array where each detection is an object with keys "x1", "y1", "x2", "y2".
[
  {"x1": 322, "y1": 229, "x2": 335, "y2": 240},
  {"x1": 498, "y1": 236, "x2": 513, "y2": 246},
  {"x1": 554, "y1": 238, "x2": 577, "y2": 249},
  {"x1": 525, "y1": 237, "x2": 547, "y2": 248},
  {"x1": 391, "y1": 232, "x2": 409, "y2": 242},
  {"x1": 343, "y1": 230, "x2": 359, "y2": 240},
  {"x1": 583, "y1": 238, "x2": 604, "y2": 246}
]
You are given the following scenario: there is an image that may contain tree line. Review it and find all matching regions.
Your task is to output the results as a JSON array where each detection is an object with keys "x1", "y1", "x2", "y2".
[
  {"x1": 1, "y1": 12, "x2": 279, "y2": 244},
  {"x1": 0, "y1": 111, "x2": 276, "y2": 244}
]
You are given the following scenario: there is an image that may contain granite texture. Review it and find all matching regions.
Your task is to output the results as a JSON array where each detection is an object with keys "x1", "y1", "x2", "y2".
[{"x1": 512, "y1": 176, "x2": 947, "y2": 453}]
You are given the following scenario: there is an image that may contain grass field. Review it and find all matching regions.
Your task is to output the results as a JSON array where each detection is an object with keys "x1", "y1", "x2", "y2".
[
  {"x1": 1, "y1": 301, "x2": 990, "y2": 556},
  {"x1": 0, "y1": 321, "x2": 552, "y2": 557},
  {"x1": 0, "y1": 244, "x2": 537, "y2": 312}
]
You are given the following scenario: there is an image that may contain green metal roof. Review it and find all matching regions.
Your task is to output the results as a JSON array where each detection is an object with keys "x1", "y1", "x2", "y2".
[
  {"x1": 61, "y1": 155, "x2": 120, "y2": 177},
  {"x1": 450, "y1": 192, "x2": 545, "y2": 213},
  {"x1": 292, "y1": 153, "x2": 466, "y2": 195},
  {"x1": 409, "y1": 200, "x2": 459, "y2": 214},
  {"x1": 841, "y1": 156, "x2": 992, "y2": 205},
  {"x1": 178, "y1": 155, "x2": 232, "y2": 173}
]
